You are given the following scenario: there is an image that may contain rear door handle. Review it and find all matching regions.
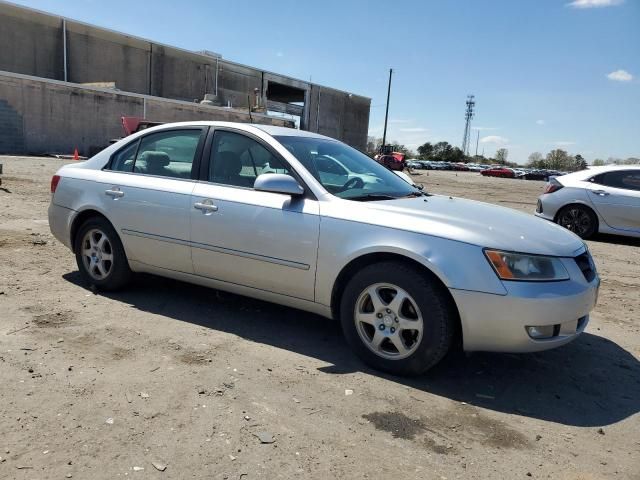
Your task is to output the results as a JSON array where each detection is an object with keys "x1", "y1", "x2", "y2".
[
  {"x1": 592, "y1": 190, "x2": 610, "y2": 196},
  {"x1": 194, "y1": 200, "x2": 218, "y2": 213},
  {"x1": 105, "y1": 187, "x2": 124, "y2": 198}
]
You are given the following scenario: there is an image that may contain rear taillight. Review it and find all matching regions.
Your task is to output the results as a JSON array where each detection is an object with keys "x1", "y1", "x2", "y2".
[
  {"x1": 51, "y1": 175, "x2": 61, "y2": 193},
  {"x1": 543, "y1": 178, "x2": 563, "y2": 194}
]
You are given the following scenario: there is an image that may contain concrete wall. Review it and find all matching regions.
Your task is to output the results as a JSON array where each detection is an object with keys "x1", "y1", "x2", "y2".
[
  {"x1": 309, "y1": 86, "x2": 370, "y2": 151},
  {"x1": 66, "y1": 21, "x2": 151, "y2": 95},
  {"x1": 0, "y1": 3, "x2": 64, "y2": 80},
  {"x1": 0, "y1": 72, "x2": 291, "y2": 155},
  {"x1": 0, "y1": 2, "x2": 371, "y2": 150}
]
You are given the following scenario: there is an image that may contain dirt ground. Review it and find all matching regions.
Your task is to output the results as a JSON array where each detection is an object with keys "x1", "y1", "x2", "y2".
[{"x1": 1, "y1": 156, "x2": 638, "y2": 480}]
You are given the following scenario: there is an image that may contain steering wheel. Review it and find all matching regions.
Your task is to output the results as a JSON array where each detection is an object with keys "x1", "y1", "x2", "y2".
[{"x1": 339, "y1": 176, "x2": 365, "y2": 192}]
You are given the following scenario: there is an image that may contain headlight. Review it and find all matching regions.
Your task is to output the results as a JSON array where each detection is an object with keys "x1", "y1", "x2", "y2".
[{"x1": 484, "y1": 249, "x2": 569, "y2": 281}]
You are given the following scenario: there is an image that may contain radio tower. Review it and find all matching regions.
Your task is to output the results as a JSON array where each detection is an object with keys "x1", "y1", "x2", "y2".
[{"x1": 461, "y1": 94, "x2": 475, "y2": 156}]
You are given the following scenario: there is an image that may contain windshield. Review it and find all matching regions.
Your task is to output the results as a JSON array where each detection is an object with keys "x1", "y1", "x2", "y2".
[{"x1": 274, "y1": 136, "x2": 418, "y2": 200}]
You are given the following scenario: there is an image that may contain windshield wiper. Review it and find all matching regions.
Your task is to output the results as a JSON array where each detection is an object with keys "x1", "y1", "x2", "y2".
[
  {"x1": 347, "y1": 194, "x2": 399, "y2": 202},
  {"x1": 400, "y1": 191, "x2": 428, "y2": 198}
]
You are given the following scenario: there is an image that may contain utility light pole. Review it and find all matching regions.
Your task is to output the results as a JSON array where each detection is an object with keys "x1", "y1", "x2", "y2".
[
  {"x1": 381, "y1": 68, "x2": 393, "y2": 152},
  {"x1": 461, "y1": 94, "x2": 475, "y2": 156}
]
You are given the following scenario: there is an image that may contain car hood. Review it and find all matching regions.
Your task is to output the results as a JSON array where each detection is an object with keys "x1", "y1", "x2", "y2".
[{"x1": 331, "y1": 194, "x2": 585, "y2": 257}]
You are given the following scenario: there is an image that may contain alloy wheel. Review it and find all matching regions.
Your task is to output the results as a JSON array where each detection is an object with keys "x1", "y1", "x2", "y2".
[
  {"x1": 559, "y1": 208, "x2": 592, "y2": 237},
  {"x1": 354, "y1": 283, "x2": 424, "y2": 360},
  {"x1": 81, "y1": 228, "x2": 114, "y2": 281}
]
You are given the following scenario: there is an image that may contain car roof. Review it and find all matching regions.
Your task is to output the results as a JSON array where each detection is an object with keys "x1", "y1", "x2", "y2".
[
  {"x1": 131, "y1": 121, "x2": 336, "y2": 142},
  {"x1": 561, "y1": 164, "x2": 640, "y2": 181},
  {"x1": 584, "y1": 165, "x2": 640, "y2": 172},
  {"x1": 252, "y1": 124, "x2": 332, "y2": 140}
]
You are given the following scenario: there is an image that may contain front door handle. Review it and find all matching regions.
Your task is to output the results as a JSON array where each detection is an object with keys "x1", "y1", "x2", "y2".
[
  {"x1": 105, "y1": 187, "x2": 124, "y2": 198},
  {"x1": 194, "y1": 200, "x2": 218, "y2": 213},
  {"x1": 592, "y1": 190, "x2": 610, "y2": 196}
]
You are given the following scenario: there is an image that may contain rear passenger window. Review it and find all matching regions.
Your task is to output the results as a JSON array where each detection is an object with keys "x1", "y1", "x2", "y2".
[
  {"x1": 108, "y1": 129, "x2": 203, "y2": 179},
  {"x1": 110, "y1": 140, "x2": 139, "y2": 172}
]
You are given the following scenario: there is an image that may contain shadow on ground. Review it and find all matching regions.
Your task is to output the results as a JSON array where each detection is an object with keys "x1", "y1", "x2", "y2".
[
  {"x1": 591, "y1": 232, "x2": 640, "y2": 248},
  {"x1": 64, "y1": 271, "x2": 640, "y2": 428}
]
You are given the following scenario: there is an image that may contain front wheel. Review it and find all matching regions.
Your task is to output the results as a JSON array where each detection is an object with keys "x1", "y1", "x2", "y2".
[
  {"x1": 74, "y1": 217, "x2": 132, "y2": 291},
  {"x1": 340, "y1": 262, "x2": 455, "y2": 376},
  {"x1": 556, "y1": 205, "x2": 598, "y2": 239}
]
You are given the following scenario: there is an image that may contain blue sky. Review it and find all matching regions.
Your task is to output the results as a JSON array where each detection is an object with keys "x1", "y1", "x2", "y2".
[{"x1": 10, "y1": 0, "x2": 639, "y2": 164}]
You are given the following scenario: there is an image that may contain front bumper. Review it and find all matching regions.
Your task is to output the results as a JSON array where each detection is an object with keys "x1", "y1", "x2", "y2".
[{"x1": 450, "y1": 258, "x2": 599, "y2": 353}]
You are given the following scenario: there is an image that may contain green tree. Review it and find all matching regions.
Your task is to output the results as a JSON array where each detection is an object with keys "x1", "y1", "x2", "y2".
[
  {"x1": 390, "y1": 143, "x2": 415, "y2": 158},
  {"x1": 495, "y1": 148, "x2": 509, "y2": 164},
  {"x1": 417, "y1": 142, "x2": 434, "y2": 160},
  {"x1": 546, "y1": 149, "x2": 571, "y2": 170},
  {"x1": 527, "y1": 152, "x2": 544, "y2": 168},
  {"x1": 448, "y1": 146, "x2": 466, "y2": 163},
  {"x1": 574, "y1": 154, "x2": 587, "y2": 171},
  {"x1": 432, "y1": 141, "x2": 453, "y2": 162},
  {"x1": 592, "y1": 158, "x2": 605, "y2": 166}
]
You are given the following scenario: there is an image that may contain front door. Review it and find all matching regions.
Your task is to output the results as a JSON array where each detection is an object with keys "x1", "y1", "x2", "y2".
[
  {"x1": 190, "y1": 129, "x2": 320, "y2": 301},
  {"x1": 587, "y1": 170, "x2": 640, "y2": 233}
]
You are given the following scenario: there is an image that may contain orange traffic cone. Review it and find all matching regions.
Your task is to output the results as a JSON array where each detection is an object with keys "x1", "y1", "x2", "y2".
[{"x1": 73, "y1": 148, "x2": 79, "y2": 160}]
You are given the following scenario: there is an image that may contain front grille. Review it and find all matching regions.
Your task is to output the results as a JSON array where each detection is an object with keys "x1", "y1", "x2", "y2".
[{"x1": 574, "y1": 252, "x2": 596, "y2": 282}]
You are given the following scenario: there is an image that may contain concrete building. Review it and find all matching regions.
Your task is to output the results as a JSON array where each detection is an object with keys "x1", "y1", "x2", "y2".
[{"x1": 0, "y1": 1, "x2": 370, "y2": 155}]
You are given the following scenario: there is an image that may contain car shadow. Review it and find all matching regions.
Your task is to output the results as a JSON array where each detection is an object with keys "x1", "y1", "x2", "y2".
[
  {"x1": 590, "y1": 232, "x2": 640, "y2": 247},
  {"x1": 63, "y1": 271, "x2": 640, "y2": 428}
]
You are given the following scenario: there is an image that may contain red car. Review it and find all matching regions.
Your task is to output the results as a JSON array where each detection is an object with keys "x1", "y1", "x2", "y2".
[
  {"x1": 374, "y1": 152, "x2": 406, "y2": 171},
  {"x1": 453, "y1": 162, "x2": 470, "y2": 171},
  {"x1": 480, "y1": 166, "x2": 515, "y2": 178}
]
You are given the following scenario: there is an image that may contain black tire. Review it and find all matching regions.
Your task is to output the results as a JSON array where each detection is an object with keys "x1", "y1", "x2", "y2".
[
  {"x1": 555, "y1": 204, "x2": 598, "y2": 239},
  {"x1": 340, "y1": 262, "x2": 455, "y2": 376},
  {"x1": 74, "y1": 216, "x2": 132, "y2": 291}
]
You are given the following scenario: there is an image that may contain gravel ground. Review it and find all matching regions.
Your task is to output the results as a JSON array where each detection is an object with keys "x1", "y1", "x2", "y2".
[{"x1": 0, "y1": 156, "x2": 638, "y2": 480}]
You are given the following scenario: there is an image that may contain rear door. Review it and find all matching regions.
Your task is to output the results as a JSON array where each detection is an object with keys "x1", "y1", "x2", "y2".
[
  {"x1": 587, "y1": 170, "x2": 640, "y2": 233},
  {"x1": 189, "y1": 128, "x2": 320, "y2": 301},
  {"x1": 100, "y1": 127, "x2": 207, "y2": 272}
]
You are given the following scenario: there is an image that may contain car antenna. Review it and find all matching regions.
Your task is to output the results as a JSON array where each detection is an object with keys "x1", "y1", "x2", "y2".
[{"x1": 247, "y1": 95, "x2": 254, "y2": 123}]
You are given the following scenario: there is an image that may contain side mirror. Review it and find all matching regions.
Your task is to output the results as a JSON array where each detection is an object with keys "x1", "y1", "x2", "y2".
[{"x1": 254, "y1": 173, "x2": 304, "y2": 196}]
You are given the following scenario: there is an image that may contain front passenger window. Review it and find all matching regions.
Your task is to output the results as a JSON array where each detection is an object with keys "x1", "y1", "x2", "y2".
[{"x1": 209, "y1": 130, "x2": 291, "y2": 188}]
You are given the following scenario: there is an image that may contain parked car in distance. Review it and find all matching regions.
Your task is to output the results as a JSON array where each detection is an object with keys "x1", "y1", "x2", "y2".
[
  {"x1": 453, "y1": 163, "x2": 470, "y2": 171},
  {"x1": 481, "y1": 166, "x2": 516, "y2": 178},
  {"x1": 536, "y1": 165, "x2": 640, "y2": 239},
  {"x1": 374, "y1": 152, "x2": 406, "y2": 171},
  {"x1": 405, "y1": 161, "x2": 422, "y2": 170},
  {"x1": 525, "y1": 169, "x2": 550, "y2": 181},
  {"x1": 49, "y1": 121, "x2": 599, "y2": 376},
  {"x1": 429, "y1": 161, "x2": 447, "y2": 170}
]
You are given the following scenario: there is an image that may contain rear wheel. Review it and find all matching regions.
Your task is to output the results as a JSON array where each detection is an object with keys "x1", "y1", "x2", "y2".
[
  {"x1": 556, "y1": 205, "x2": 598, "y2": 239},
  {"x1": 74, "y1": 217, "x2": 131, "y2": 290},
  {"x1": 340, "y1": 262, "x2": 455, "y2": 376}
]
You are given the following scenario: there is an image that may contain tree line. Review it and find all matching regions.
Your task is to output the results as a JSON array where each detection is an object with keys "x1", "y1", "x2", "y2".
[{"x1": 367, "y1": 136, "x2": 639, "y2": 171}]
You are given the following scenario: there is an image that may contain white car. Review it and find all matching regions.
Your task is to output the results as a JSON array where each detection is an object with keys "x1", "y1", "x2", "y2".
[{"x1": 536, "y1": 165, "x2": 640, "y2": 239}]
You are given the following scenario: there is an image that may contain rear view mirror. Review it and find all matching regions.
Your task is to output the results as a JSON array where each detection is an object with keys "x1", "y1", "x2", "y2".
[{"x1": 254, "y1": 174, "x2": 304, "y2": 196}]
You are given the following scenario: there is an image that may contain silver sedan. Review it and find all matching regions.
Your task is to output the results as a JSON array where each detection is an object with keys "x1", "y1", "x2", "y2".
[
  {"x1": 49, "y1": 122, "x2": 599, "y2": 375},
  {"x1": 536, "y1": 166, "x2": 640, "y2": 239}
]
